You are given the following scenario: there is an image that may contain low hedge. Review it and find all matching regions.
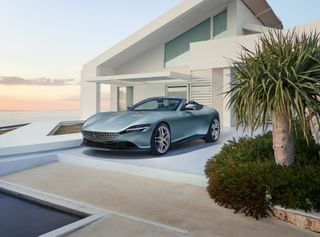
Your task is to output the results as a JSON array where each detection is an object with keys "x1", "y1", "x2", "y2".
[{"x1": 205, "y1": 128, "x2": 320, "y2": 219}]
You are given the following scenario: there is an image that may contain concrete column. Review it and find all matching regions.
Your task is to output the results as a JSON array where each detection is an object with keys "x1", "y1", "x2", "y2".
[
  {"x1": 96, "y1": 83, "x2": 101, "y2": 113},
  {"x1": 110, "y1": 84, "x2": 118, "y2": 111},
  {"x1": 222, "y1": 68, "x2": 232, "y2": 127},
  {"x1": 80, "y1": 81, "x2": 101, "y2": 119}
]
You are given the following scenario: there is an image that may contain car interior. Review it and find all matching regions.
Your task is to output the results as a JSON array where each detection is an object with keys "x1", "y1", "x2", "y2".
[{"x1": 158, "y1": 99, "x2": 181, "y2": 111}]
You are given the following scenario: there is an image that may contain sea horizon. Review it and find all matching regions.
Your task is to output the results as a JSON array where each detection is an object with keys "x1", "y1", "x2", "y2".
[
  {"x1": 0, "y1": 109, "x2": 80, "y2": 112},
  {"x1": 0, "y1": 110, "x2": 81, "y2": 127}
]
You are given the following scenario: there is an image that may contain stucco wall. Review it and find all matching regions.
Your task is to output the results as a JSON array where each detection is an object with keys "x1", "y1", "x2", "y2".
[
  {"x1": 190, "y1": 34, "x2": 258, "y2": 70},
  {"x1": 81, "y1": 66, "x2": 101, "y2": 119},
  {"x1": 114, "y1": 45, "x2": 165, "y2": 75},
  {"x1": 236, "y1": 0, "x2": 264, "y2": 34}
]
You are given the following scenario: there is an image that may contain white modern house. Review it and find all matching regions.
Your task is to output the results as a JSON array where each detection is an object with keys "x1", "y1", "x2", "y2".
[{"x1": 81, "y1": 0, "x2": 284, "y2": 127}]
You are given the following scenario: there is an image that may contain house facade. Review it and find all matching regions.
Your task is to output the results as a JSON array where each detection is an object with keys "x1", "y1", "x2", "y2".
[{"x1": 81, "y1": 0, "x2": 283, "y2": 127}]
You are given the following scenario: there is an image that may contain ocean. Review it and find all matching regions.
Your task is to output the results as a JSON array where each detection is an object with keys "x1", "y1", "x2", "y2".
[{"x1": 0, "y1": 110, "x2": 81, "y2": 127}]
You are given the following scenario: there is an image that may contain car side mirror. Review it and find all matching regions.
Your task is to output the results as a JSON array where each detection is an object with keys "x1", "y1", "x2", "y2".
[
  {"x1": 184, "y1": 104, "x2": 197, "y2": 111},
  {"x1": 127, "y1": 105, "x2": 133, "y2": 110}
]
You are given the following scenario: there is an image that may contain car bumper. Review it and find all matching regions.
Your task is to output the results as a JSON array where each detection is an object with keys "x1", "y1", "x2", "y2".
[
  {"x1": 81, "y1": 128, "x2": 153, "y2": 150},
  {"x1": 82, "y1": 139, "x2": 149, "y2": 151}
]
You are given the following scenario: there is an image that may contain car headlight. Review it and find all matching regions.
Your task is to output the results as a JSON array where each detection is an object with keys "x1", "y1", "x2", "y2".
[{"x1": 121, "y1": 124, "x2": 151, "y2": 134}]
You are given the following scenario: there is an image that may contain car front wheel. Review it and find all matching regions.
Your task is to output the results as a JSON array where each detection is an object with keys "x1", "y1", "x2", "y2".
[
  {"x1": 150, "y1": 123, "x2": 171, "y2": 156},
  {"x1": 204, "y1": 118, "x2": 220, "y2": 143}
]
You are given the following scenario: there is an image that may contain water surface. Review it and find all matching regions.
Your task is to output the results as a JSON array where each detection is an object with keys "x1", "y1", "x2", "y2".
[
  {"x1": 0, "y1": 110, "x2": 80, "y2": 127},
  {"x1": 0, "y1": 191, "x2": 83, "y2": 237}
]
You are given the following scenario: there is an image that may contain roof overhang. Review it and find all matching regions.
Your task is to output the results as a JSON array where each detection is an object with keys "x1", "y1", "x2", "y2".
[
  {"x1": 85, "y1": 71, "x2": 191, "y2": 85},
  {"x1": 241, "y1": 0, "x2": 283, "y2": 29}
]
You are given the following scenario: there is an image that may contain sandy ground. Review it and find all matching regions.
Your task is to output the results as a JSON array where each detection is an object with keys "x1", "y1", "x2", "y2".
[{"x1": 1, "y1": 162, "x2": 318, "y2": 237}]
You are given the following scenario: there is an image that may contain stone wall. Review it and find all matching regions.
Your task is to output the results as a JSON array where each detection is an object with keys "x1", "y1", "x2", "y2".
[{"x1": 272, "y1": 207, "x2": 320, "y2": 233}]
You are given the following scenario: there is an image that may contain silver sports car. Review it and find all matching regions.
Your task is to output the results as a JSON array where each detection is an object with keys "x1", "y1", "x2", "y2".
[{"x1": 81, "y1": 97, "x2": 220, "y2": 155}]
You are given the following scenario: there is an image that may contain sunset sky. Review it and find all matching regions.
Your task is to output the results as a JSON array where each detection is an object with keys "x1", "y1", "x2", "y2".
[{"x1": 0, "y1": 0, "x2": 319, "y2": 111}]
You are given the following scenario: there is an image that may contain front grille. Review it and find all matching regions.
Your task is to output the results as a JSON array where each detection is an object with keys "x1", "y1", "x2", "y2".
[{"x1": 82, "y1": 130, "x2": 120, "y2": 143}]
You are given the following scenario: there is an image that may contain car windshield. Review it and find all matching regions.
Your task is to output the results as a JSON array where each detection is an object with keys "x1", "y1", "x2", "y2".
[{"x1": 132, "y1": 98, "x2": 182, "y2": 111}]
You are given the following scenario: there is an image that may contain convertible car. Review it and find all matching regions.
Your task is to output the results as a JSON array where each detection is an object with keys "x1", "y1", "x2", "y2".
[{"x1": 81, "y1": 97, "x2": 220, "y2": 155}]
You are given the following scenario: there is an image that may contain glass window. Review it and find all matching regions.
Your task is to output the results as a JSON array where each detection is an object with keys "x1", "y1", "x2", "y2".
[
  {"x1": 167, "y1": 85, "x2": 188, "y2": 99},
  {"x1": 133, "y1": 100, "x2": 158, "y2": 111},
  {"x1": 117, "y1": 86, "x2": 133, "y2": 111},
  {"x1": 213, "y1": 9, "x2": 227, "y2": 38},
  {"x1": 165, "y1": 18, "x2": 211, "y2": 67},
  {"x1": 132, "y1": 98, "x2": 182, "y2": 111}
]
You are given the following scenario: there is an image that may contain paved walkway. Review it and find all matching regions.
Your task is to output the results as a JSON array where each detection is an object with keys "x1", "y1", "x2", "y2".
[
  {"x1": 67, "y1": 216, "x2": 185, "y2": 237},
  {"x1": 2, "y1": 162, "x2": 317, "y2": 237}
]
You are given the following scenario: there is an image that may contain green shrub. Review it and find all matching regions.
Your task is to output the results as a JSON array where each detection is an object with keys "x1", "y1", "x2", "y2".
[{"x1": 205, "y1": 129, "x2": 320, "y2": 219}]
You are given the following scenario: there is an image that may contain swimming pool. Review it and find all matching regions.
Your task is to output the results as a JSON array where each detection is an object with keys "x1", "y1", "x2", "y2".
[{"x1": 0, "y1": 191, "x2": 84, "y2": 237}]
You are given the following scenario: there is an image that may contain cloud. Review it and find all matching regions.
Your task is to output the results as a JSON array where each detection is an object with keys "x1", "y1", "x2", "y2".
[{"x1": 0, "y1": 76, "x2": 78, "y2": 86}]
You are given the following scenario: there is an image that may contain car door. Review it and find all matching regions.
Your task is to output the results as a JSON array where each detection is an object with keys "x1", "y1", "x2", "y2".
[{"x1": 170, "y1": 108, "x2": 208, "y2": 142}]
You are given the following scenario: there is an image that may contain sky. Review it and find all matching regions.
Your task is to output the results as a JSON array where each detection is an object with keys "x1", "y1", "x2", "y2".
[{"x1": 0, "y1": 0, "x2": 319, "y2": 111}]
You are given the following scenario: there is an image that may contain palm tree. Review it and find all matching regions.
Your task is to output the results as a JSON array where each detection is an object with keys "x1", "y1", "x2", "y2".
[{"x1": 228, "y1": 30, "x2": 320, "y2": 166}]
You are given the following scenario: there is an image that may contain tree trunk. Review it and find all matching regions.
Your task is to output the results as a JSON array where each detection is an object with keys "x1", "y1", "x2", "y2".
[
  {"x1": 310, "y1": 114, "x2": 320, "y2": 145},
  {"x1": 272, "y1": 113, "x2": 294, "y2": 166}
]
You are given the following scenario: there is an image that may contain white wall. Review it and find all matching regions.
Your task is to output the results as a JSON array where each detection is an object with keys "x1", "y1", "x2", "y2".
[
  {"x1": 236, "y1": 0, "x2": 264, "y2": 35},
  {"x1": 81, "y1": 65, "x2": 101, "y2": 119},
  {"x1": 190, "y1": 33, "x2": 258, "y2": 70},
  {"x1": 190, "y1": 19, "x2": 320, "y2": 71},
  {"x1": 226, "y1": 0, "x2": 238, "y2": 37},
  {"x1": 110, "y1": 84, "x2": 118, "y2": 111},
  {"x1": 114, "y1": 45, "x2": 165, "y2": 74}
]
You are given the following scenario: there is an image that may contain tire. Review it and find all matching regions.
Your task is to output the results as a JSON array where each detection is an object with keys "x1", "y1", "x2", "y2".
[
  {"x1": 150, "y1": 123, "x2": 171, "y2": 156},
  {"x1": 203, "y1": 118, "x2": 220, "y2": 143}
]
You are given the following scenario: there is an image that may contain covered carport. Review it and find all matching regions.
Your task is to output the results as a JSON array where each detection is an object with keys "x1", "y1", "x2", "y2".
[{"x1": 83, "y1": 71, "x2": 191, "y2": 114}]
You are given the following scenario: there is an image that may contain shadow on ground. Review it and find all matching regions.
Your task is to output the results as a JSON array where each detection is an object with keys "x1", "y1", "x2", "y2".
[{"x1": 82, "y1": 139, "x2": 216, "y2": 160}]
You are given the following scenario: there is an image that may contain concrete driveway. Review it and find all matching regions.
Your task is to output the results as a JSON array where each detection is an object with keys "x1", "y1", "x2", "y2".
[{"x1": 59, "y1": 127, "x2": 268, "y2": 176}]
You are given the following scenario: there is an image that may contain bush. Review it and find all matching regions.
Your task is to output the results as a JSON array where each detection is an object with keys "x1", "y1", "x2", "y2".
[{"x1": 205, "y1": 129, "x2": 320, "y2": 219}]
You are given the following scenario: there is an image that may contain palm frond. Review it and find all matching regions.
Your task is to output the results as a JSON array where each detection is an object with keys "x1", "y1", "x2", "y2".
[{"x1": 227, "y1": 29, "x2": 320, "y2": 139}]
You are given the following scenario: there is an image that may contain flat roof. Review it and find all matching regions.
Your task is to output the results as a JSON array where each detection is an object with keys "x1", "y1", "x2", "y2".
[{"x1": 86, "y1": 71, "x2": 191, "y2": 85}]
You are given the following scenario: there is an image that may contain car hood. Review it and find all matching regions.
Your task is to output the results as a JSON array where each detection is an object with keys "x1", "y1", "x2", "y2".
[{"x1": 82, "y1": 111, "x2": 170, "y2": 132}]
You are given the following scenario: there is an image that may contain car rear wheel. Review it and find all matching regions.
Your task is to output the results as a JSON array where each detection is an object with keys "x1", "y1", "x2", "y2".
[
  {"x1": 150, "y1": 123, "x2": 171, "y2": 156},
  {"x1": 204, "y1": 118, "x2": 220, "y2": 143}
]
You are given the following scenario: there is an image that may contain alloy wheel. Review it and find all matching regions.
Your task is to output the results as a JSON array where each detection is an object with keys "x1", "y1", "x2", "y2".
[
  {"x1": 155, "y1": 125, "x2": 170, "y2": 154},
  {"x1": 211, "y1": 119, "x2": 220, "y2": 140}
]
